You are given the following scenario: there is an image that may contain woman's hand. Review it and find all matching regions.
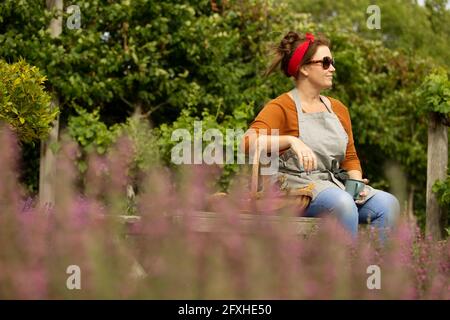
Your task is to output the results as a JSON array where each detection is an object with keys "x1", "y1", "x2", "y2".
[
  {"x1": 288, "y1": 136, "x2": 317, "y2": 173},
  {"x1": 355, "y1": 178, "x2": 370, "y2": 205}
]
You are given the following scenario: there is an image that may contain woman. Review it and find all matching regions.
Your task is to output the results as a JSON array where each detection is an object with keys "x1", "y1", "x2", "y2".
[{"x1": 242, "y1": 31, "x2": 399, "y2": 238}]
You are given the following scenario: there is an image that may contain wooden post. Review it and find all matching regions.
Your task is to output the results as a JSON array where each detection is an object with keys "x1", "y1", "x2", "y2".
[
  {"x1": 426, "y1": 112, "x2": 448, "y2": 240},
  {"x1": 39, "y1": 0, "x2": 63, "y2": 207}
]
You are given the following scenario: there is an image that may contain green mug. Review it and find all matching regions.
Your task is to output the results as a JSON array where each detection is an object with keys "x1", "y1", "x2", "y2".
[{"x1": 344, "y1": 178, "x2": 366, "y2": 200}]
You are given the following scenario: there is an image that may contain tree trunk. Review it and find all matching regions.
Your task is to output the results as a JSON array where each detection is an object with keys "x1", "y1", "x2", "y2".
[
  {"x1": 39, "y1": 0, "x2": 63, "y2": 207},
  {"x1": 406, "y1": 185, "x2": 416, "y2": 223},
  {"x1": 426, "y1": 112, "x2": 448, "y2": 240},
  {"x1": 47, "y1": 0, "x2": 63, "y2": 36}
]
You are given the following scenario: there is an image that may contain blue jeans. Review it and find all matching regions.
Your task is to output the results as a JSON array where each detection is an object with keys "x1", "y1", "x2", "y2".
[{"x1": 304, "y1": 187, "x2": 400, "y2": 239}]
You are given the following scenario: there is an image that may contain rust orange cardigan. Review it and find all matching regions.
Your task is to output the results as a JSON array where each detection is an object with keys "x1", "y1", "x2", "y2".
[{"x1": 245, "y1": 92, "x2": 362, "y2": 174}]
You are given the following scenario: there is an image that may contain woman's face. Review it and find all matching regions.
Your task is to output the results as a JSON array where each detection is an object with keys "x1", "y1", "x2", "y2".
[{"x1": 300, "y1": 45, "x2": 335, "y2": 89}]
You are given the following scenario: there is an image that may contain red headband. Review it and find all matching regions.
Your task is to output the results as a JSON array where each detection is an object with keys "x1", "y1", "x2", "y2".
[{"x1": 287, "y1": 33, "x2": 315, "y2": 77}]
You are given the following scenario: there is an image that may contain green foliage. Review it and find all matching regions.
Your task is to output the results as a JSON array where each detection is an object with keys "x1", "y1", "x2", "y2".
[
  {"x1": 120, "y1": 114, "x2": 160, "y2": 172},
  {"x1": 433, "y1": 175, "x2": 450, "y2": 207},
  {"x1": 68, "y1": 106, "x2": 122, "y2": 156},
  {"x1": 0, "y1": 59, "x2": 58, "y2": 143},
  {"x1": 157, "y1": 102, "x2": 255, "y2": 190},
  {"x1": 289, "y1": 0, "x2": 450, "y2": 68},
  {"x1": 432, "y1": 173, "x2": 450, "y2": 230},
  {"x1": 67, "y1": 106, "x2": 121, "y2": 174},
  {"x1": 68, "y1": 106, "x2": 159, "y2": 180},
  {"x1": 0, "y1": 0, "x2": 278, "y2": 125},
  {"x1": 417, "y1": 69, "x2": 450, "y2": 117}
]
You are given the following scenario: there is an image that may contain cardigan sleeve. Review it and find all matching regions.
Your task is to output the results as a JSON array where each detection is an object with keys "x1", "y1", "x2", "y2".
[{"x1": 243, "y1": 101, "x2": 287, "y2": 153}]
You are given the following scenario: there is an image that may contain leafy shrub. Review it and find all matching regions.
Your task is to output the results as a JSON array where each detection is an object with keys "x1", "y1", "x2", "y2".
[
  {"x1": 433, "y1": 175, "x2": 450, "y2": 207},
  {"x1": 0, "y1": 59, "x2": 58, "y2": 143},
  {"x1": 67, "y1": 107, "x2": 159, "y2": 201},
  {"x1": 157, "y1": 101, "x2": 255, "y2": 191},
  {"x1": 416, "y1": 68, "x2": 450, "y2": 119}
]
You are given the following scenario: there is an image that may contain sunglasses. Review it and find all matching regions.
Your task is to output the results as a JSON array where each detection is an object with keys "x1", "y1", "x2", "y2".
[{"x1": 304, "y1": 56, "x2": 335, "y2": 70}]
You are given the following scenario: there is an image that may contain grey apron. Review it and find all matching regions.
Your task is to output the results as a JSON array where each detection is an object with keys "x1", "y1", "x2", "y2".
[{"x1": 273, "y1": 88, "x2": 377, "y2": 203}]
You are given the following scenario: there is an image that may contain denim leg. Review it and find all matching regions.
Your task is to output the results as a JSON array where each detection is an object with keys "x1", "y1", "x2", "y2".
[
  {"x1": 304, "y1": 187, "x2": 359, "y2": 238},
  {"x1": 357, "y1": 191, "x2": 400, "y2": 243},
  {"x1": 357, "y1": 191, "x2": 400, "y2": 229}
]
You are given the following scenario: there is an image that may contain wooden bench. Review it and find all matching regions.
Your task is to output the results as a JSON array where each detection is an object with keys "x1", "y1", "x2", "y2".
[
  {"x1": 120, "y1": 143, "x2": 318, "y2": 236},
  {"x1": 119, "y1": 212, "x2": 320, "y2": 237}
]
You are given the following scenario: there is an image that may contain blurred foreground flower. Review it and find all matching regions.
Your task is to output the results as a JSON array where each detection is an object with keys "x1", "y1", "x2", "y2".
[{"x1": 0, "y1": 125, "x2": 448, "y2": 299}]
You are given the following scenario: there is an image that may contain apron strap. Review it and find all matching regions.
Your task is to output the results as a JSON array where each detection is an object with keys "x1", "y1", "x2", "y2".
[
  {"x1": 319, "y1": 95, "x2": 333, "y2": 113},
  {"x1": 290, "y1": 88, "x2": 303, "y2": 137}
]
